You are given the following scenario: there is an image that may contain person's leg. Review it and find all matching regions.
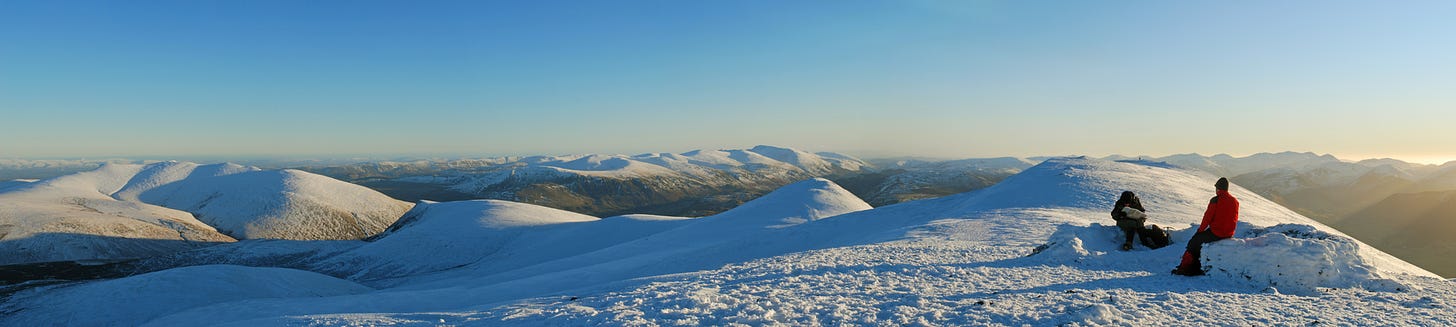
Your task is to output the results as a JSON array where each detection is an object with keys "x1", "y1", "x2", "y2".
[{"x1": 1178, "y1": 230, "x2": 1219, "y2": 270}]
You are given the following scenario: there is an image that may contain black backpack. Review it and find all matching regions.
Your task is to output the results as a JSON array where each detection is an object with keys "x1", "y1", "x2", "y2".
[{"x1": 1139, "y1": 224, "x2": 1171, "y2": 249}]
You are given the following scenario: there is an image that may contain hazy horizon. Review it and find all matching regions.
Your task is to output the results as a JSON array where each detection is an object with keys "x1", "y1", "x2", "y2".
[{"x1": 3, "y1": 147, "x2": 1453, "y2": 166}]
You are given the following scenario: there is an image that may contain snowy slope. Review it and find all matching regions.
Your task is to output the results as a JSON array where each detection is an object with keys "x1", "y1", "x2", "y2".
[
  {"x1": 0, "y1": 265, "x2": 372, "y2": 326},
  {"x1": 312, "y1": 178, "x2": 869, "y2": 287},
  {"x1": 312, "y1": 199, "x2": 606, "y2": 282},
  {"x1": 16, "y1": 158, "x2": 1454, "y2": 326}
]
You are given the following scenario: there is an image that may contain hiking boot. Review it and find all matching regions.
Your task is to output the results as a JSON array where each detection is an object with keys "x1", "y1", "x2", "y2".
[
  {"x1": 1171, "y1": 265, "x2": 1205, "y2": 276},
  {"x1": 1120, "y1": 242, "x2": 1133, "y2": 251}
]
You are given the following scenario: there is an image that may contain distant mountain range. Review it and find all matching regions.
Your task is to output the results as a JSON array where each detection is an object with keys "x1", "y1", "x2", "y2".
[{"x1": 297, "y1": 145, "x2": 1036, "y2": 216}]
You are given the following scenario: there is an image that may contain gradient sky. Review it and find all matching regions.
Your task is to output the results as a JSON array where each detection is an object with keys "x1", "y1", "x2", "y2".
[{"x1": 1, "y1": 1, "x2": 1453, "y2": 162}]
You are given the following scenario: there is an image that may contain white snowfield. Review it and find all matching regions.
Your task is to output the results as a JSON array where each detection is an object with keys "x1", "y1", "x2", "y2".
[
  {"x1": 4, "y1": 158, "x2": 1454, "y2": 326},
  {"x1": 0, "y1": 161, "x2": 412, "y2": 265}
]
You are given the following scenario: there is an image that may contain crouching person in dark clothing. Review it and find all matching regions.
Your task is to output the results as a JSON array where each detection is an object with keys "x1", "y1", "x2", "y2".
[
  {"x1": 1110, "y1": 191, "x2": 1147, "y2": 251},
  {"x1": 1173, "y1": 177, "x2": 1240, "y2": 276}
]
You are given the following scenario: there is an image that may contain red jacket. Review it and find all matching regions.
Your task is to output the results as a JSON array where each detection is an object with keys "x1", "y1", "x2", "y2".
[{"x1": 1198, "y1": 190, "x2": 1239, "y2": 238}]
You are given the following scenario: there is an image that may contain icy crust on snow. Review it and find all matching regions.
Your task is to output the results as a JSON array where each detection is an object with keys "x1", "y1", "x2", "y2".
[
  {"x1": 1203, "y1": 224, "x2": 1410, "y2": 295},
  {"x1": 0, "y1": 265, "x2": 372, "y2": 326}
]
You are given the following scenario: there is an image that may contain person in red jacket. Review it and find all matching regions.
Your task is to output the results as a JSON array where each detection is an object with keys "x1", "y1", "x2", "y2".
[{"x1": 1172, "y1": 177, "x2": 1239, "y2": 276}]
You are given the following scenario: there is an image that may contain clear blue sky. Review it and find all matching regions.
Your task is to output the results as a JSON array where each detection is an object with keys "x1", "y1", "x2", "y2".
[{"x1": 2, "y1": 1, "x2": 1453, "y2": 162}]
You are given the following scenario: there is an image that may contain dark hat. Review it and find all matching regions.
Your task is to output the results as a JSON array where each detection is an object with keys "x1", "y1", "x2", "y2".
[{"x1": 1215, "y1": 177, "x2": 1229, "y2": 190}]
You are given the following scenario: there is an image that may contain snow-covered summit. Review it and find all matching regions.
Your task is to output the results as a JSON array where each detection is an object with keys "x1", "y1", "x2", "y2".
[
  {"x1": 950, "y1": 157, "x2": 1433, "y2": 277},
  {"x1": 0, "y1": 161, "x2": 412, "y2": 265}
]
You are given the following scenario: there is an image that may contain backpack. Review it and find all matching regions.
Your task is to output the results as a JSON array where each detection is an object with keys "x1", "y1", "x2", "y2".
[{"x1": 1139, "y1": 224, "x2": 1171, "y2": 249}]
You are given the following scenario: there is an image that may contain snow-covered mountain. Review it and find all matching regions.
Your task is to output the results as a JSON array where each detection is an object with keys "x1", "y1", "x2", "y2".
[
  {"x1": 0, "y1": 164, "x2": 236, "y2": 265},
  {"x1": 0, "y1": 162, "x2": 411, "y2": 265},
  {"x1": 6, "y1": 157, "x2": 1450, "y2": 326},
  {"x1": 301, "y1": 146, "x2": 1032, "y2": 216},
  {"x1": 105, "y1": 161, "x2": 412, "y2": 240},
  {"x1": 303, "y1": 145, "x2": 871, "y2": 217},
  {"x1": 858, "y1": 157, "x2": 1038, "y2": 205}
]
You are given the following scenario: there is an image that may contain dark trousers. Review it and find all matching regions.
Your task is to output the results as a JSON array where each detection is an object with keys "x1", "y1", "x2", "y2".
[
  {"x1": 1180, "y1": 230, "x2": 1227, "y2": 267},
  {"x1": 1116, "y1": 219, "x2": 1144, "y2": 244}
]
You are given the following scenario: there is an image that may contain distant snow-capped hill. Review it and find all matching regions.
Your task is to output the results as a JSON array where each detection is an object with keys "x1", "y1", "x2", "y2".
[
  {"x1": 303, "y1": 145, "x2": 869, "y2": 217},
  {"x1": 0, "y1": 164, "x2": 236, "y2": 265},
  {"x1": 0, "y1": 158, "x2": 151, "y2": 181},
  {"x1": 857, "y1": 157, "x2": 1038, "y2": 205},
  {"x1": 104, "y1": 161, "x2": 412, "y2": 240},
  {"x1": 0, "y1": 161, "x2": 411, "y2": 265}
]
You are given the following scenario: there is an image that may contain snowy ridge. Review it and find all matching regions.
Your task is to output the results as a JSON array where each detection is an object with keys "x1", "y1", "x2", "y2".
[{"x1": 8, "y1": 158, "x2": 1454, "y2": 326}]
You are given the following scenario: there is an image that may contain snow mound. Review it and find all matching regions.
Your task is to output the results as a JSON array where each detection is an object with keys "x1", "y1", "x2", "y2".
[
  {"x1": 122, "y1": 167, "x2": 412, "y2": 240},
  {"x1": 710, "y1": 178, "x2": 873, "y2": 228},
  {"x1": 1203, "y1": 224, "x2": 1411, "y2": 295},
  {"x1": 1029, "y1": 234, "x2": 1093, "y2": 261},
  {"x1": 0, "y1": 265, "x2": 372, "y2": 326}
]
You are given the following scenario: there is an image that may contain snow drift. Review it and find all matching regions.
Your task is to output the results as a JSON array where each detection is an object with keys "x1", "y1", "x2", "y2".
[{"x1": 1203, "y1": 224, "x2": 1411, "y2": 295}]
